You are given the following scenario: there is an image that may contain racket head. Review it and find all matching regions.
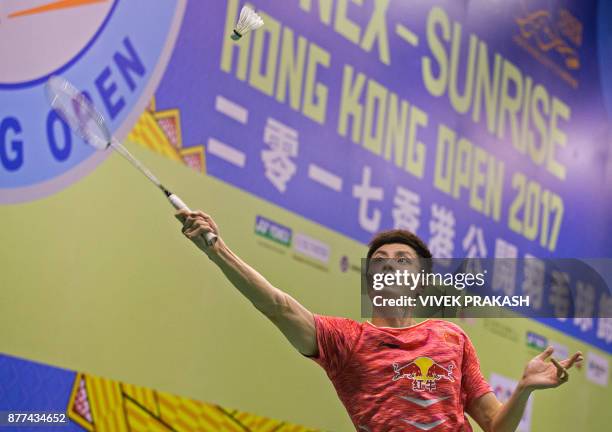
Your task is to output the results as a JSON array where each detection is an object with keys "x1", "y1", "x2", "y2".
[{"x1": 45, "y1": 76, "x2": 111, "y2": 151}]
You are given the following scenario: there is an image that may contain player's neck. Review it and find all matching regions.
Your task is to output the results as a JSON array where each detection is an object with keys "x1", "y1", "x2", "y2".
[{"x1": 370, "y1": 312, "x2": 416, "y2": 329}]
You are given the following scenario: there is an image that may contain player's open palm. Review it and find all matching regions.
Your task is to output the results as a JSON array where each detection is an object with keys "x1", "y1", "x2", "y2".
[{"x1": 520, "y1": 346, "x2": 583, "y2": 390}]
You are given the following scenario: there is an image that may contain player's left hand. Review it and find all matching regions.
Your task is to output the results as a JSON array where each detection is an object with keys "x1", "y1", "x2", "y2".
[{"x1": 519, "y1": 346, "x2": 583, "y2": 391}]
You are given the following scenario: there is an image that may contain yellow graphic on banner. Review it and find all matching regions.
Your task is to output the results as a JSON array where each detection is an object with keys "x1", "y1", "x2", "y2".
[
  {"x1": 513, "y1": 6, "x2": 583, "y2": 88},
  {"x1": 128, "y1": 98, "x2": 207, "y2": 174},
  {"x1": 128, "y1": 110, "x2": 182, "y2": 162},
  {"x1": 67, "y1": 372, "x2": 318, "y2": 432}
]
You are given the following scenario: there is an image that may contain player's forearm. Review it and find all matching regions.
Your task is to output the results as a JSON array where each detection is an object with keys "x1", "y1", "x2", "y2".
[
  {"x1": 490, "y1": 383, "x2": 532, "y2": 432},
  {"x1": 177, "y1": 210, "x2": 317, "y2": 354},
  {"x1": 209, "y1": 240, "x2": 287, "y2": 315},
  {"x1": 208, "y1": 240, "x2": 317, "y2": 355}
]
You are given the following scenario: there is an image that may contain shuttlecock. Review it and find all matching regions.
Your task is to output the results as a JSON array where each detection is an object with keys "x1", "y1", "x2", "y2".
[{"x1": 231, "y1": 5, "x2": 264, "y2": 40}]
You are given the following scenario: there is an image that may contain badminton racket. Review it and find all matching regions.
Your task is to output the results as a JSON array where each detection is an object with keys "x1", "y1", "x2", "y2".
[{"x1": 45, "y1": 76, "x2": 217, "y2": 246}]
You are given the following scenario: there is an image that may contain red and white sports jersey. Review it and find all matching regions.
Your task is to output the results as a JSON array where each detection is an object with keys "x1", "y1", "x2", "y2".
[{"x1": 307, "y1": 316, "x2": 493, "y2": 431}]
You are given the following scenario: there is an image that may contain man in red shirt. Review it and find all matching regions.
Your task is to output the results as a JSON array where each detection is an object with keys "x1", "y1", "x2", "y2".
[{"x1": 176, "y1": 210, "x2": 583, "y2": 431}]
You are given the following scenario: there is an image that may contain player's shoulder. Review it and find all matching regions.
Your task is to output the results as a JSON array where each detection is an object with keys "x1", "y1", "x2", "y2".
[
  {"x1": 314, "y1": 314, "x2": 364, "y2": 332},
  {"x1": 427, "y1": 320, "x2": 473, "y2": 350}
]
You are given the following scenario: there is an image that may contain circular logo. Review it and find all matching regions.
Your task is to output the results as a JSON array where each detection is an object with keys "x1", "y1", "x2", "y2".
[
  {"x1": 340, "y1": 255, "x2": 349, "y2": 272},
  {"x1": 0, "y1": 0, "x2": 116, "y2": 86},
  {"x1": 0, "y1": 0, "x2": 186, "y2": 204}
]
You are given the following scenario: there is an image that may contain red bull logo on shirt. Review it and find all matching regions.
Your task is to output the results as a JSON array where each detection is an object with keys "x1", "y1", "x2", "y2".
[{"x1": 392, "y1": 357, "x2": 455, "y2": 392}]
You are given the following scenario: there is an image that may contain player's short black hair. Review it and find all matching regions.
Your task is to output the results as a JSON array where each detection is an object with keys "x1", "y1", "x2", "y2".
[{"x1": 367, "y1": 229, "x2": 433, "y2": 273}]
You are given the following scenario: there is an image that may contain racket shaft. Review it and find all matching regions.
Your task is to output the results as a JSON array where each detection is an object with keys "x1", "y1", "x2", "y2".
[
  {"x1": 168, "y1": 194, "x2": 218, "y2": 246},
  {"x1": 109, "y1": 140, "x2": 217, "y2": 247},
  {"x1": 110, "y1": 139, "x2": 163, "y2": 188}
]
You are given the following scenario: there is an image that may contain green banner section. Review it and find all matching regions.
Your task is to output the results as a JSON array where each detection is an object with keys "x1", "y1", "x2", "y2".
[{"x1": 1, "y1": 145, "x2": 610, "y2": 431}]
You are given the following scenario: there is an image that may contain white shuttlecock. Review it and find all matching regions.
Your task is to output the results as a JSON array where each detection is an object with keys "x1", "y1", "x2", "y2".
[{"x1": 231, "y1": 5, "x2": 264, "y2": 40}]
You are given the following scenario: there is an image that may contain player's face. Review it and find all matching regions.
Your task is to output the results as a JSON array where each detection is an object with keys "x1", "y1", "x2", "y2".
[
  {"x1": 369, "y1": 243, "x2": 420, "y2": 275},
  {"x1": 366, "y1": 243, "x2": 427, "y2": 306}
]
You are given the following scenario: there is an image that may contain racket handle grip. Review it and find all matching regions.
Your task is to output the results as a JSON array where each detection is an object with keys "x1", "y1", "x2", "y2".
[{"x1": 168, "y1": 193, "x2": 218, "y2": 246}]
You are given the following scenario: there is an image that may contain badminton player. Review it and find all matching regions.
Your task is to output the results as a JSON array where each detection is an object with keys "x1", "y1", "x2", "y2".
[{"x1": 176, "y1": 210, "x2": 583, "y2": 432}]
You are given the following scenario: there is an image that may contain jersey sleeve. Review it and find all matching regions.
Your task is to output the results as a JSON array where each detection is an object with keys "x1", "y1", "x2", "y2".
[
  {"x1": 306, "y1": 314, "x2": 362, "y2": 377},
  {"x1": 461, "y1": 331, "x2": 493, "y2": 408}
]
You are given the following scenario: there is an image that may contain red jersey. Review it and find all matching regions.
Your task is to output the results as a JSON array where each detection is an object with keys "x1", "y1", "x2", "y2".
[{"x1": 307, "y1": 316, "x2": 493, "y2": 431}]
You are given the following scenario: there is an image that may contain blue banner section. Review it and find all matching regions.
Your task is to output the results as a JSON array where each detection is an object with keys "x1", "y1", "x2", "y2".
[
  {"x1": 0, "y1": 354, "x2": 80, "y2": 432},
  {"x1": 153, "y1": 0, "x2": 612, "y2": 352},
  {"x1": 451, "y1": 258, "x2": 609, "y2": 322}
]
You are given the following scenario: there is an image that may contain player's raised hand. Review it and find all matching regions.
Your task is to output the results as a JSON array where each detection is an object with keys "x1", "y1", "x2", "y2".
[
  {"x1": 175, "y1": 210, "x2": 223, "y2": 255},
  {"x1": 519, "y1": 346, "x2": 583, "y2": 390}
]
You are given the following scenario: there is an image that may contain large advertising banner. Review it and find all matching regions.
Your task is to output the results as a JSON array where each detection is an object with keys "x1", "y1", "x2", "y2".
[
  {"x1": 1, "y1": 0, "x2": 611, "y2": 431},
  {"x1": 153, "y1": 0, "x2": 612, "y2": 351}
]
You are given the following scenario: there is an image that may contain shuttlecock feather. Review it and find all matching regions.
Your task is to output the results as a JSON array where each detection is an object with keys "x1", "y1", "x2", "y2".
[{"x1": 231, "y1": 6, "x2": 264, "y2": 40}]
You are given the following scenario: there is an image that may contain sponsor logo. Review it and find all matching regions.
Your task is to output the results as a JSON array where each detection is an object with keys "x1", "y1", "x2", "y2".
[
  {"x1": 392, "y1": 357, "x2": 455, "y2": 392},
  {"x1": 340, "y1": 255, "x2": 349, "y2": 272},
  {"x1": 339, "y1": 255, "x2": 361, "y2": 273},
  {"x1": 513, "y1": 4, "x2": 582, "y2": 88},
  {"x1": 586, "y1": 352, "x2": 609, "y2": 387},
  {"x1": 549, "y1": 341, "x2": 569, "y2": 362},
  {"x1": 254, "y1": 215, "x2": 292, "y2": 246},
  {"x1": 526, "y1": 331, "x2": 548, "y2": 350},
  {"x1": 293, "y1": 232, "x2": 329, "y2": 263},
  {"x1": 484, "y1": 319, "x2": 518, "y2": 342}
]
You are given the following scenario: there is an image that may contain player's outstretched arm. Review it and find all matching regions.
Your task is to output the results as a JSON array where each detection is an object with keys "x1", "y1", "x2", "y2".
[
  {"x1": 175, "y1": 210, "x2": 317, "y2": 356},
  {"x1": 468, "y1": 346, "x2": 583, "y2": 432}
]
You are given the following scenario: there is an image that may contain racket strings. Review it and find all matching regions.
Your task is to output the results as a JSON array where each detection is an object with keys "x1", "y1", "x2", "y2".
[
  {"x1": 47, "y1": 78, "x2": 111, "y2": 150},
  {"x1": 46, "y1": 76, "x2": 176, "y2": 198},
  {"x1": 45, "y1": 75, "x2": 217, "y2": 246}
]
